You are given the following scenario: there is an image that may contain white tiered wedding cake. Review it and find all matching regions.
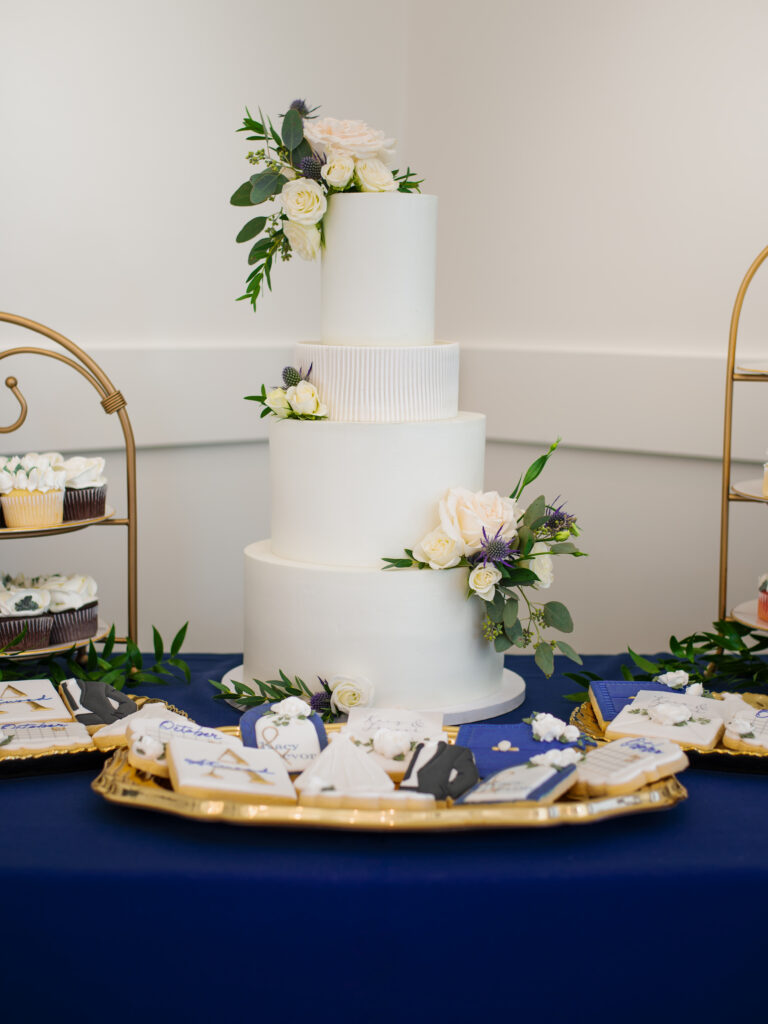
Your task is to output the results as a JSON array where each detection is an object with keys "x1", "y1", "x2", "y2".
[{"x1": 238, "y1": 192, "x2": 525, "y2": 723}]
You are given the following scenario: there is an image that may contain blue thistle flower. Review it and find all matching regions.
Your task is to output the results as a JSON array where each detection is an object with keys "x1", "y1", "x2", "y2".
[
  {"x1": 309, "y1": 690, "x2": 331, "y2": 715},
  {"x1": 543, "y1": 498, "x2": 577, "y2": 536},
  {"x1": 299, "y1": 155, "x2": 323, "y2": 180},
  {"x1": 289, "y1": 99, "x2": 320, "y2": 119},
  {"x1": 477, "y1": 526, "x2": 518, "y2": 568}
]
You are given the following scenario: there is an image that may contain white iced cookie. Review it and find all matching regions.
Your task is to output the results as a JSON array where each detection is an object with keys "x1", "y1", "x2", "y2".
[
  {"x1": 458, "y1": 761, "x2": 579, "y2": 805},
  {"x1": 572, "y1": 736, "x2": 689, "y2": 797},
  {"x1": 92, "y1": 702, "x2": 171, "y2": 751},
  {"x1": 341, "y1": 707, "x2": 445, "y2": 779},
  {"x1": 605, "y1": 690, "x2": 724, "y2": 749},
  {"x1": 166, "y1": 738, "x2": 296, "y2": 805},
  {"x1": 247, "y1": 697, "x2": 324, "y2": 772},
  {"x1": 0, "y1": 719, "x2": 91, "y2": 756},
  {"x1": 0, "y1": 679, "x2": 72, "y2": 724},
  {"x1": 295, "y1": 734, "x2": 395, "y2": 804},
  {"x1": 302, "y1": 788, "x2": 436, "y2": 811},
  {"x1": 722, "y1": 710, "x2": 768, "y2": 753},
  {"x1": 126, "y1": 715, "x2": 233, "y2": 777}
]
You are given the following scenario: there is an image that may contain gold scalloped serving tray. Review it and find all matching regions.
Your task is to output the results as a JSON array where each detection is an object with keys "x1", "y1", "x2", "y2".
[
  {"x1": 0, "y1": 696, "x2": 187, "y2": 771},
  {"x1": 91, "y1": 724, "x2": 687, "y2": 832},
  {"x1": 571, "y1": 694, "x2": 768, "y2": 766}
]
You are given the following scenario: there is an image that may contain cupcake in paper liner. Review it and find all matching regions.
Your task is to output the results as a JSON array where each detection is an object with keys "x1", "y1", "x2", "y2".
[
  {"x1": 759, "y1": 574, "x2": 768, "y2": 623},
  {"x1": 0, "y1": 588, "x2": 52, "y2": 651},
  {"x1": 0, "y1": 459, "x2": 65, "y2": 528},
  {"x1": 42, "y1": 574, "x2": 99, "y2": 644},
  {"x1": 62, "y1": 456, "x2": 107, "y2": 521}
]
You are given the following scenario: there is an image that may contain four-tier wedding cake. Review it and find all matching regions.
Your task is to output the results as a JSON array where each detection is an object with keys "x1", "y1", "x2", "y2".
[{"x1": 239, "y1": 192, "x2": 525, "y2": 722}]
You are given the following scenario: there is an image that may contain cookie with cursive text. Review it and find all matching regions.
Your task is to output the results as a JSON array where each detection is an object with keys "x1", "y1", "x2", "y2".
[
  {"x1": 0, "y1": 679, "x2": 72, "y2": 724},
  {"x1": 167, "y1": 737, "x2": 296, "y2": 804},
  {"x1": 588, "y1": 680, "x2": 683, "y2": 731},
  {"x1": 92, "y1": 701, "x2": 172, "y2": 750},
  {"x1": 127, "y1": 715, "x2": 233, "y2": 777},
  {"x1": 341, "y1": 707, "x2": 446, "y2": 779},
  {"x1": 0, "y1": 719, "x2": 92, "y2": 756},
  {"x1": 457, "y1": 760, "x2": 579, "y2": 805},
  {"x1": 399, "y1": 739, "x2": 479, "y2": 801},
  {"x1": 571, "y1": 736, "x2": 689, "y2": 797},
  {"x1": 240, "y1": 696, "x2": 326, "y2": 773},
  {"x1": 605, "y1": 690, "x2": 724, "y2": 749},
  {"x1": 722, "y1": 709, "x2": 768, "y2": 753},
  {"x1": 59, "y1": 677, "x2": 138, "y2": 734}
]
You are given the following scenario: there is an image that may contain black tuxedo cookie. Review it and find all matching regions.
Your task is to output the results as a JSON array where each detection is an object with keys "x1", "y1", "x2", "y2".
[
  {"x1": 59, "y1": 677, "x2": 138, "y2": 734},
  {"x1": 399, "y1": 740, "x2": 479, "y2": 800}
]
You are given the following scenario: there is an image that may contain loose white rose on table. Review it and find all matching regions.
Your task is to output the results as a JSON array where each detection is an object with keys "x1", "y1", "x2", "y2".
[
  {"x1": 439, "y1": 487, "x2": 521, "y2": 555},
  {"x1": 280, "y1": 177, "x2": 327, "y2": 226},
  {"x1": 520, "y1": 542, "x2": 554, "y2": 589},
  {"x1": 283, "y1": 220, "x2": 321, "y2": 261},
  {"x1": 321, "y1": 152, "x2": 355, "y2": 189},
  {"x1": 303, "y1": 117, "x2": 396, "y2": 163},
  {"x1": 286, "y1": 380, "x2": 328, "y2": 417},
  {"x1": 329, "y1": 676, "x2": 374, "y2": 715},
  {"x1": 413, "y1": 527, "x2": 465, "y2": 570},
  {"x1": 264, "y1": 388, "x2": 291, "y2": 417},
  {"x1": 354, "y1": 158, "x2": 396, "y2": 193},
  {"x1": 468, "y1": 565, "x2": 502, "y2": 602},
  {"x1": 656, "y1": 670, "x2": 689, "y2": 689}
]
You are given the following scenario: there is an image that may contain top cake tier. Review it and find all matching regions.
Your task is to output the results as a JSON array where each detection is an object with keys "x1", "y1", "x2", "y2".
[{"x1": 321, "y1": 193, "x2": 437, "y2": 346}]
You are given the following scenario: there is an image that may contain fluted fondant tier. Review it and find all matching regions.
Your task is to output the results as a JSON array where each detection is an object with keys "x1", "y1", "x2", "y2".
[
  {"x1": 244, "y1": 540, "x2": 504, "y2": 709},
  {"x1": 296, "y1": 342, "x2": 458, "y2": 422},
  {"x1": 321, "y1": 193, "x2": 437, "y2": 346},
  {"x1": 270, "y1": 413, "x2": 485, "y2": 567}
]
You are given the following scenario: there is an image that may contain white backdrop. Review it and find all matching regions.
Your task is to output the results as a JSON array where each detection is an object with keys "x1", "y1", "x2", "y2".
[{"x1": 3, "y1": 0, "x2": 768, "y2": 654}]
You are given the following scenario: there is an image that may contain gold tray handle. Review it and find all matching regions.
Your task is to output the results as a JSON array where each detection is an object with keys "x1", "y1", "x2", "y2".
[{"x1": 0, "y1": 376, "x2": 27, "y2": 433}]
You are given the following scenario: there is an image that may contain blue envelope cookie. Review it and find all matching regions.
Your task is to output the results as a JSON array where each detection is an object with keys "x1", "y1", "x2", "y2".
[
  {"x1": 456, "y1": 723, "x2": 578, "y2": 779},
  {"x1": 240, "y1": 697, "x2": 327, "y2": 773}
]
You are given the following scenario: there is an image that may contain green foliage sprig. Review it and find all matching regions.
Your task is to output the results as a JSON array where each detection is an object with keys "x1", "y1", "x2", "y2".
[
  {"x1": 211, "y1": 671, "x2": 336, "y2": 723},
  {"x1": 563, "y1": 619, "x2": 768, "y2": 702}
]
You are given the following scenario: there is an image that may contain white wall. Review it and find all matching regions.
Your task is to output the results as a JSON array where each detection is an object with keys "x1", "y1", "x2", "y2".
[{"x1": 3, "y1": 1, "x2": 768, "y2": 655}]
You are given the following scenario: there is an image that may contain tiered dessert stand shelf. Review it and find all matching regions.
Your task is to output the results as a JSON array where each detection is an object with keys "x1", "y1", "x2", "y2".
[
  {"x1": 719, "y1": 246, "x2": 768, "y2": 632},
  {"x1": 0, "y1": 312, "x2": 137, "y2": 651}
]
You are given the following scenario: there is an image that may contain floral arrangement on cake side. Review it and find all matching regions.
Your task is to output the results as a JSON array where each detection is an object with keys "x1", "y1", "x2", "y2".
[
  {"x1": 383, "y1": 440, "x2": 586, "y2": 677},
  {"x1": 231, "y1": 98, "x2": 422, "y2": 310},
  {"x1": 245, "y1": 365, "x2": 327, "y2": 421}
]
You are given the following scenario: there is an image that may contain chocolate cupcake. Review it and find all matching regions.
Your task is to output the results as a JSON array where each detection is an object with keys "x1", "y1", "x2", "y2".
[
  {"x1": 62, "y1": 457, "x2": 107, "y2": 521},
  {"x1": 43, "y1": 575, "x2": 99, "y2": 644},
  {"x1": 0, "y1": 589, "x2": 53, "y2": 651}
]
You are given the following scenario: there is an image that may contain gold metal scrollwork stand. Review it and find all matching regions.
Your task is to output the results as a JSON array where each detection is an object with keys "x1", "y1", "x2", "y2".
[{"x1": 0, "y1": 312, "x2": 137, "y2": 644}]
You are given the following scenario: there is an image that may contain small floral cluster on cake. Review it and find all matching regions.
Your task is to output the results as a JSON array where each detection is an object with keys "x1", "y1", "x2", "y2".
[
  {"x1": 0, "y1": 452, "x2": 107, "y2": 527},
  {"x1": 246, "y1": 365, "x2": 327, "y2": 421},
  {"x1": 231, "y1": 98, "x2": 422, "y2": 309},
  {"x1": 0, "y1": 572, "x2": 98, "y2": 650},
  {"x1": 383, "y1": 440, "x2": 586, "y2": 676}
]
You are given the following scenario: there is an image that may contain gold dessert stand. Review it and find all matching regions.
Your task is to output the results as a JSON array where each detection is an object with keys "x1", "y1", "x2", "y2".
[{"x1": 0, "y1": 312, "x2": 137, "y2": 645}]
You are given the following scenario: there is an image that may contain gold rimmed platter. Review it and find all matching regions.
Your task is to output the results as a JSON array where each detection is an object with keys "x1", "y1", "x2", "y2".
[
  {"x1": 91, "y1": 724, "x2": 687, "y2": 832},
  {"x1": 570, "y1": 695, "x2": 768, "y2": 770},
  {"x1": 0, "y1": 505, "x2": 116, "y2": 539},
  {"x1": 0, "y1": 696, "x2": 187, "y2": 776}
]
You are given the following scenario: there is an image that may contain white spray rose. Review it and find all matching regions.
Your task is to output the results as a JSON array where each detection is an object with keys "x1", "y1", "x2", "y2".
[
  {"x1": 270, "y1": 696, "x2": 310, "y2": 717},
  {"x1": 728, "y1": 716, "x2": 754, "y2": 736},
  {"x1": 285, "y1": 380, "x2": 327, "y2": 417},
  {"x1": 303, "y1": 117, "x2": 396, "y2": 163},
  {"x1": 530, "y1": 712, "x2": 569, "y2": 743},
  {"x1": 656, "y1": 670, "x2": 689, "y2": 689},
  {"x1": 468, "y1": 564, "x2": 502, "y2": 601},
  {"x1": 265, "y1": 388, "x2": 291, "y2": 417},
  {"x1": 439, "y1": 487, "x2": 521, "y2": 555},
  {"x1": 520, "y1": 542, "x2": 554, "y2": 589},
  {"x1": 413, "y1": 527, "x2": 465, "y2": 570},
  {"x1": 283, "y1": 220, "x2": 321, "y2": 261},
  {"x1": 280, "y1": 177, "x2": 327, "y2": 226},
  {"x1": 649, "y1": 703, "x2": 693, "y2": 726},
  {"x1": 372, "y1": 728, "x2": 411, "y2": 760},
  {"x1": 321, "y1": 152, "x2": 355, "y2": 189},
  {"x1": 530, "y1": 748, "x2": 581, "y2": 769},
  {"x1": 685, "y1": 682, "x2": 703, "y2": 697},
  {"x1": 561, "y1": 724, "x2": 581, "y2": 744},
  {"x1": 329, "y1": 676, "x2": 374, "y2": 715},
  {"x1": 354, "y1": 158, "x2": 396, "y2": 192}
]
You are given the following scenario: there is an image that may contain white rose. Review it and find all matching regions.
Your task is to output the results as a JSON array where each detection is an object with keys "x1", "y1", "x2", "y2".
[
  {"x1": 656, "y1": 670, "x2": 689, "y2": 689},
  {"x1": 271, "y1": 696, "x2": 309, "y2": 718},
  {"x1": 354, "y1": 158, "x2": 396, "y2": 193},
  {"x1": 283, "y1": 220, "x2": 321, "y2": 261},
  {"x1": 372, "y1": 728, "x2": 411, "y2": 760},
  {"x1": 413, "y1": 527, "x2": 465, "y2": 570},
  {"x1": 303, "y1": 117, "x2": 396, "y2": 163},
  {"x1": 520, "y1": 542, "x2": 554, "y2": 589},
  {"x1": 468, "y1": 564, "x2": 502, "y2": 601},
  {"x1": 264, "y1": 388, "x2": 291, "y2": 417},
  {"x1": 728, "y1": 716, "x2": 754, "y2": 736},
  {"x1": 439, "y1": 487, "x2": 521, "y2": 555},
  {"x1": 279, "y1": 177, "x2": 327, "y2": 226},
  {"x1": 685, "y1": 682, "x2": 703, "y2": 697},
  {"x1": 321, "y1": 152, "x2": 355, "y2": 189},
  {"x1": 649, "y1": 702, "x2": 692, "y2": 726},
  {"x1": 561, "y1": 724, "x2": 581, "y2": 744},
  {"x1": 329, "y1": 676, "x2": 374, "y2": 715},
  {"x1": 530, "y1": 712, "x2": 568, "y2": 743},
  {"x1": 530, "y1": 748, "x2": 581, "y2": 769},
  {"x1": 285, "y1": 380, "x2": 327, "y2": 417}
]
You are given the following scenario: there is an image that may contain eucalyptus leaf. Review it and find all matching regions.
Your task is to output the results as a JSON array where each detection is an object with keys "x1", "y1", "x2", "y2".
[
  {"x1": 236, "y1": 217, "x2": 267, "y2": 243},
  {"x1": 249, "y1": 169, "x2": 287, "y2": 204},
  {"x1": 555, "y1": 640, "x2": 583, "y2": 665},
  {"x1": 281, "y1": 108, "x2": 303, "y2": 150},
  {"x1": 534, "y1": 643, "x2": 555, "y2": 676},
  {"x1": 291, "y1": 138, "x2": 313, "y2": 165},
  {"x1": 230, "y1": 181, "x2": 255, "y2": 206},
  {"x1": 542, "y1": 601, "x2": 574, "y2": 633},
  {"x1": 523, "y1": 495, "x2": 546, "y2": 527},
  {"x1": 502, "y1": 597, "x2": 519, "y2": 629},
  {"x1": 494, "y1": 634, "x2": 512, "y2": 652},
  {"x1": 550, "y1": 542, "x2": 578, "y2": 554}
]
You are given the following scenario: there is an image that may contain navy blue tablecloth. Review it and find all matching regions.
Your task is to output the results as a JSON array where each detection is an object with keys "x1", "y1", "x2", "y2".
[{"x1": 2, "y1": 653, "x2": 767, "y2": 1023}]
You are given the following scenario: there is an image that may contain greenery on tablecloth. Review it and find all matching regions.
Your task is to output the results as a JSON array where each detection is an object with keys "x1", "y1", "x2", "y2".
[{"x1": 564, "y1": 619, "x2": 768, "y2": 700}]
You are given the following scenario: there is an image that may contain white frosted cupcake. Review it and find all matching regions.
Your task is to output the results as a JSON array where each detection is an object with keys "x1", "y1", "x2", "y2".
[
  {"x1": 41, "y1": 574, "x2": 99, "y2": 644},
  {"x1": 0, "y1": 457, "x2": 65, "y2": 528},
  {"x1": 0, "y1": 588, "x2": 52, "y2": 651},
  {"x1": 61, "y1": 456, "x2": 107, "y2": 521}
]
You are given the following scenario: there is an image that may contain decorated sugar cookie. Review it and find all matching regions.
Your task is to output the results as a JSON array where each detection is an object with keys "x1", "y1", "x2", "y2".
[
  {"x1": 457, "y1": 719, "x2": 588, "y2": 778},
  {"x1": 0, "y1": 679, "x2": 72, "y2": 724},
  {"x1": 457, "y1": 761, "x2": 578, "y2": 805},
  {"x1": 91, "y1": 702, "x2": 171, "y2": 750},
  {"x1": 167, "y1": 738, "x2": 296, "y2": 805},
  {"x1": 59, "y1": 677, "x2": 138, "y2": 734},
  {"x1": 294, "y1": 734, "x2": 395, "y2": 801},
  {"x1": 588, "y1": 680, "x2": 685, "y2": 730},
  {"x1": 342, "y1": 707, "x2": 445, "y2": 778},
  {"x1": 240, "y1": 696, "x2": 326, "y2": 772},
  {"x1": 0, "y1": 719, "x2": 91, "y2": 756},
  {"x1": 300, "y1": 788, "x2": 436, "y2": 811},
  {"x1": 399, "y1": 740, "x2": 479, "y2": 801},
  {"x1": 572, "y1": 736, "x2": 688, "y2": 797},
  {"x1": 605, "y1": 690, "x2": 724, "y2": 749},
  {"x1": 127, "y1": 716, "x2": 233, "y2": 778},
  {"x1": 722, "y1": 709, "x2": 768, "y2": 753}
]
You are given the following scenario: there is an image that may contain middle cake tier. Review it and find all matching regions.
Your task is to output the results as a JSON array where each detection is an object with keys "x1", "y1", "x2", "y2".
[{"x1": 269, "y1": 412, "x2": 486, "y2": 567}]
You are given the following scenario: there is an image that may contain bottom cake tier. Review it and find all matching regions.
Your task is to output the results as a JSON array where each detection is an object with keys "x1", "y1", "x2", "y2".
[{"x1": 243, "y1": 539, "x2": 505, "y2": 710}]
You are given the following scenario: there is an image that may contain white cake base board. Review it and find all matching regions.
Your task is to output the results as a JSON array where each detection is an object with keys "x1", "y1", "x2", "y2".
[{"x1": 219, "y1": 666, "x2": 526, "y2": 726}]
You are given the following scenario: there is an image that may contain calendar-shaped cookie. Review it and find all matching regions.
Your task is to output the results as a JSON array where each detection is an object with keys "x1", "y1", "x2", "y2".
[
  {"x1": 572, "y1": 736, "x2": 688, "y2": 797},
  {"x1": 605, "y1": 690, "x2": 724, "y2": 749},
  {"x1": 0, "y1": 719, "x2": 91, "y2": 755},
  {"x1": 0, "y1": 680, "x2": 72, "y2": 724},
  {"x1": 722, "y1": 709, "x2": 768, "y2": 753}
]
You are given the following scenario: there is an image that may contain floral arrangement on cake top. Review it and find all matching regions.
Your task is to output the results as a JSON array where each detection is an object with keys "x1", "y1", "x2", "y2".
[
  {"x1": 383, "y1": 440, "x2": 586, "y2": 677},
  {"x1": 231, "y1": 98, "x2": 422, "y2": 310},
  {"x1": 245, "y1": 365, "x2": 327, "y2": 421}
]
